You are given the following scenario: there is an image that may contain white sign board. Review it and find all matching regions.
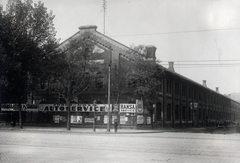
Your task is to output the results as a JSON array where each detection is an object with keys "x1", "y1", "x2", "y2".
[{"x1": 119, "y1": 104, "x2": 136, "y2": 113}]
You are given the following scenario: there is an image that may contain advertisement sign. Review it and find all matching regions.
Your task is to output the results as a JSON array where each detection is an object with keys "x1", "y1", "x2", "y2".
[
  {"x1": 22, "y1": 104, "x2": 39, "y2": 112},
  {"x1": 147, "y1": 117, "x2": 151, "y2": 124},
  {"x1": 120, "y1": 116, "x2": 125, "y2": 124},
  {"x1": 137, "y1": 115, "x2": 144, "y2": 124},
  {"x1": 136, "y1": 100, "x2": 143, "y2": 114},
  {"x1": 119, "y1": 104, "x2": 136, "y2": 113},
  {"x1": 53, "y1": 115, "x2": 60, "y2": 123},
  {"x1": 1, "y1": 104, "x2": 18, "y2": 111},
  {"x1": 85, "y1": 118, "x2": 94, "y2": 123},
  {"x1": 71, "y1": 115, "x2": 82, "y2": 124},
  {"x1": 112, "y1": 115, "x2": 117, "y2": 124},
  {"x1": 104, "y1": 115, "x2": 109, "y2": 124}
]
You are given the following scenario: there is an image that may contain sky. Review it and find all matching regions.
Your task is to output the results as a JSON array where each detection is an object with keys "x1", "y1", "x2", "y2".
[{"x1": 1, "y1": 0, "x2": 240, "y2": 95}]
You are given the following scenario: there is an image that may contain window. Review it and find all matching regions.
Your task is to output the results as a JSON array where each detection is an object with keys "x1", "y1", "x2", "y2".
[
  {"x1": 199, "y1": 91, "x2": 202, "y2": 101},
  {"x1": 199, "y1": 108, "x2": 202, "y2": 120},
  {"x1": 194, "y1": 89, "x2": 198, "y2": 100},
  {"x1": 175, "y1": 105, "x2": 179, "y2": 120},
  {"x1": 157, "y1": 77, "x2": 162, "y2": 92},
  {"x1": 167, "y1": 79, "x2": 172, "y2": 94},
  {"x1": 182, "y1": 106, "x2": 186, "y2": 120},
  {"x1": 156, "y1": 102, "x2": 162, "y2": 121},
  {"x1": 188, "y1": 87, "x2": 192, "y2": 98},
  {"x1": 188, "y1": 107, "x2": 192, "y2": 120},
  {"x1": 182, "y1": 85, "x2": 186, "y2": 97},
  {"x1": 167, "y1": 104, "x2": 171, "y2": 121},
  {"x1": 175, "y1": 83, "x2": 180, "y2": 95}
]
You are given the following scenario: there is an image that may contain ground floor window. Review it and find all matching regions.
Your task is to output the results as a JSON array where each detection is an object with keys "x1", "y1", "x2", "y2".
[
  {"x1": 175, "y1": 105, "x2": 179, "y2": 121},
  {"x1": 167, "y1": 104, "x2": 171, "y2": 121},
  {"x1": 182, "y1": 106, "x2": 186, "y2": 120},
  {"x1": 188, "y1": 107, "x2": 192, "y2": 121}
]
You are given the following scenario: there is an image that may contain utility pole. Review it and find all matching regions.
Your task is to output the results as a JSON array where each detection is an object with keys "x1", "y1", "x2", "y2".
[
  {"x1": 103, "y1": 0, "x2": 107, "y2": 34},
  {"x1": 107, "y1": 48, "x2": 112, "y2": 132}
]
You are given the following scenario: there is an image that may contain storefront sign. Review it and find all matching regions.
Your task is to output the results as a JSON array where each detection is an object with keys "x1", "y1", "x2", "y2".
[
  {"x1": 71, "y1": 115, "x2": 82, "y2": 124},
  {"x1": 39, "y1": 104, "x2": 68, "y2": 112},
  {"x1": 1, "y1": 104, "x2": 18, "y2": 111},
  {"x1": 119, "y1": 104, "x2": 136, "y2": 113},
  {"x1": 137, "y1": 115, "x2": 144, "y2": 124},
  {"x1": 38, "y1": 104, "x2": 112, "y2": 112},
  {"x1": 22, "y1": 104, "x2": 39, "y2": 112},
  {"x1": 1, "y1": 104, "x2": 39, "y2": 111}
]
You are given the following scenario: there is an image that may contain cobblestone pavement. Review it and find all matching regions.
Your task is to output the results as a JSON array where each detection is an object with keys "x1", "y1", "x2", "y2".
[{"x1": 0, "y1": 129, "x2": 240, "y2": 163}]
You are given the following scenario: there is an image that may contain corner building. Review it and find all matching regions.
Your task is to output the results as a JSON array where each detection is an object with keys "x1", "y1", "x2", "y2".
[{"x1": 1, "y1": 25, "x2": 240, "y2": 128}]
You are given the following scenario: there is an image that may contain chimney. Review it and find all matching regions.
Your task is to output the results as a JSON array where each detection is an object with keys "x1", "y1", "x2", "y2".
[
  {"x1": 168, "y1": 62, "x2": 175, "y2": 72},
  {"x1": 216, "y1": 87, "x2": 219, "y2": 93},
  {"x1": 203, "y1": 80, "x2": 207, "y2": 87},
  {"x1": 79, "y1": 25, "x2": 98, "y2": 32},
  {"x1": 145, "y1": 45, "x2": 156, "y2": 60}
]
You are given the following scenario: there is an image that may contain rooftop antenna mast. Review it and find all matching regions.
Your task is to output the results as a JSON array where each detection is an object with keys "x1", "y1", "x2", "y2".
[{"x1": 103, "y1": 0, "x2": 107, "y2": 34}]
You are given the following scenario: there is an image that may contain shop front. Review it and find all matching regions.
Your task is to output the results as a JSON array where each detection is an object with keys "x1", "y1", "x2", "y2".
[{"x1": 1, "y1": 100, "x2": 147, "y2": 128}]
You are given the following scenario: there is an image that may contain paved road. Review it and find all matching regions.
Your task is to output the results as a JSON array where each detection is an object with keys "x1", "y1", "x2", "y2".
[{"x1": 0, "y1": 130, "x2": 240, "y2": 163}]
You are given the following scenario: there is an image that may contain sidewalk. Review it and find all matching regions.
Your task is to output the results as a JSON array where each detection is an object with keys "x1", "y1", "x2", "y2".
[
  {"x1": 0, "y1": 125, "x2": 165, "y2": 134},
  {"x1": 0, "y1": 124, "x2": 238, "y2": 134}
]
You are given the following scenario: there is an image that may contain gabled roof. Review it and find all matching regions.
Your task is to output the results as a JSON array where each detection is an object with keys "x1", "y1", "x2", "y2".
[{"x1": 59, "y1": 25, "x2": 144, "y2": 60}]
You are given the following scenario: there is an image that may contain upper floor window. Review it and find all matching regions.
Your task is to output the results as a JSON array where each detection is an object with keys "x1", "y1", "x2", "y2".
[
  {"x1": 182, "y1": 85, "x2": 186, "y2": 97},
  {"x1": 157, "y1": 77, "x2": 163, "y2": 92},
  {"x1": 167, "y1": 79, "x2": 172, "y2": 94},
  {"x1": 194, "y1": 89, "x2": 198, "y2": 100},
  {"x1": 175, "y1": 82, "x2": 180, "y2": 95},
  {"x1": 188, "y1": 87, "x2": 192, "y2": 98}
]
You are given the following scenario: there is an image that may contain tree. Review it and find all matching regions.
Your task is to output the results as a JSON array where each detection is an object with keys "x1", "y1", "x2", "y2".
[
  {"x1": 131, "y1": 57, "x2": 164, "y2": 128},
  {"x1": 49, "y1": 39, "x2": 97, "y2": 130},
  {"x1": 110, "y1": 58, "x2": 134, "y2": 104},
  {"x1": 0, "y1": 0, "x2": 58, "y2": 128}
]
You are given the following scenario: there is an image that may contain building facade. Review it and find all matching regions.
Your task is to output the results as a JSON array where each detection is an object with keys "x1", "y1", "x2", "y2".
[{"x1": 1, "y1": 25, "x2": 240, "y2": 128}]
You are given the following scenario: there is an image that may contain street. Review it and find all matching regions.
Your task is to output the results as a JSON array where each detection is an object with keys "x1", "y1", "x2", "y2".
[{"x1": 0, "y1": 129, "x2": 240, "y2": 163}]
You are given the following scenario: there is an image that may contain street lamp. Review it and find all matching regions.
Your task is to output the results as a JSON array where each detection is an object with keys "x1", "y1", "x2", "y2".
[{"x1": 93, "y1": 100, "x2": 97, "y2": 132}]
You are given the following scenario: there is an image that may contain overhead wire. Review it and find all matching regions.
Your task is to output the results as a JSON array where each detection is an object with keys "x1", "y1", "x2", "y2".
[
  {"x1": 110, "y1": 27, "x2": 240, "y2": 37},
  {"x1": 160, "y1": 60, "x2": 240, "y2": 68}
]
